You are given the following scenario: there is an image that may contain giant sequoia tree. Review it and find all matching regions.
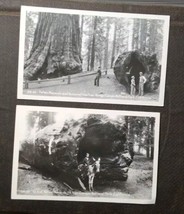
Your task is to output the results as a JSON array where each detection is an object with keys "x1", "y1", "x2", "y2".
[{"x1": 24, "y1": 12, "x2": 82, "y2": 80}]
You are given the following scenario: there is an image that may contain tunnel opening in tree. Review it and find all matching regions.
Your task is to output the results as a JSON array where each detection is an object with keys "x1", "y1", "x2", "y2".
[
  {"x1": 113, "y1": 50, "x2": 160, "y2": 93},
  {"x1": 125, "y1": 52, "x2": 146, "y2": 91},
  {"x1": 76, "y1": 115, "x2": 131, "y2": 181}
]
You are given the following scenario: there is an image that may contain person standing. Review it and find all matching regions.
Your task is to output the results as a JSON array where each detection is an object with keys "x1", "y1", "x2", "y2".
[
  {"x1": 79, "y1": 153, "x2": 90, "y2": 179},
  {"x1": 130, "y1": 76, "x2": 136, "y2": 96},
  {"x1": 94, "y1": 67, "x2": 101, "y2": 86},
  {"x1": 139, "y1": 72, "x2": 146, "y2": 96},
  {"x1": 83, "y1": 153, "x2": 90, "y2": 166}
]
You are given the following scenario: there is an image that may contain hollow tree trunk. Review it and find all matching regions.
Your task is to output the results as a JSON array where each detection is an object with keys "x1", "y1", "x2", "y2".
[
  {"x1": 113, "y1": 51, "x2": 161, "y2": 93},
  {"x1": 24, "y1": 13, "x2": 82, "y2": 80}
]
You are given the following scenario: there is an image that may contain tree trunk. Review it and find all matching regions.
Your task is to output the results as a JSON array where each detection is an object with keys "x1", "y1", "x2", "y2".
[
  {"x1": 24, "y1": 13, "x2": 82, "y2": 80},
  {"x1": 150, "y1": 118, "x2": 155, "y2": 160},
  {"x1": 146, "y1": 118, "x2": 150, "y2": 158},
  {"x1": 103, "y1": 19, "x2": 110, "y2": 70},
  {"x1": 111, "y1": 22, "x2": 117, "y2": 68},
  {"x1": 132, "y1": 19, "x2": 135, "y2": 50},
  {"x1": 90, "y1": 16, "x2": 97, "y2": 71},
  {"x1": 140, "y1": 19, "x2": 147, "y2": 52},
  {"x1": 79, "y1": 15, "x2": 84, "y2": 55},
  {"x1": 151, "y1": 145, "x2": 154, "y2": 159},
  {"x1": 87, "y1": 43, "x2": 91, "y2": 71},
  {"x1": 134, "y1": 19, "x2": 140, "y2": 50},
  {"x1": 149, "y1": 20, "x2": 157, "y2": 53}
]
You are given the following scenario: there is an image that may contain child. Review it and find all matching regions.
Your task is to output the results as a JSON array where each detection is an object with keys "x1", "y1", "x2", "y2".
[{"x1": 130, "y1": 76, "x2": 136, "y2": 96}]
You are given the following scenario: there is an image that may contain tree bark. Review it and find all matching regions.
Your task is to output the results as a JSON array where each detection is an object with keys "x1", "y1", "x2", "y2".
[
  {"x1": 79, "y1": 15, "x2": 84, "y2": 55},
  {"x1": 24, "y1": 13, "x2": 82, "y2": 80},
  {"x1": 134, "y1": 19, "x2": 140, "y2": 50},
  {"x1": 140, "y1": 19, "x2": 147, "y2": 52},
  {"x1": 150, "y1": 118, "x2": 155, "y2": 160},
  {"x1": 132, "y1": 19, "x2": 135, "y2": 50},
  {"x1": 103, "y1": 19, "x2": 110, "y2": 70},
  {"x1": 146, "y1": 118, "x2": 150, "y2": 158},
  {"x1": 149, "y1": 20, "x2": 157, "y2": 53},
  {"x1": 111, "y1": 21, "x2": 117, "y2": 68},
  {"x1": 87, "y1": 33, "x2": 91, "y2": 71},
  {"x1": 90, "y1": 16, "x2": 97, "y2": 71},
  {"x1": 87, "y1": 44, "x2": 91, "y2": 71}
]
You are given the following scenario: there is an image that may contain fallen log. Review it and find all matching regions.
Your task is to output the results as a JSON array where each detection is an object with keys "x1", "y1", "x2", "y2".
[
  {"x1": 20, "y1": 115, "x2": 132, "y2": 190},
  {"x1": 113, "y1": 50, "x2": 161, "y2": 94}
]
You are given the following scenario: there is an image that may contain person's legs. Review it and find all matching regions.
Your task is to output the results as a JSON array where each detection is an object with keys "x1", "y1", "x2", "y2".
[
  {"x1": 130, "y1": 86, "x2": 133, "y2": 95},
  {"x1": 133, "y1": 87, "x2": 135, "y2": 96},
  {"x1": 94, "y1": 77, "x2": 97, "y2": 86},
  {"x1": 97, "y1": 77, "x2": 99, "y2": 86},
  {"x1": 141, "y1": 84, "x2": 144, "y2": 96},
  {"x1": 139, "y1": 83, "x2": 144, "y2": 96},
  {"x1": 139, "y1": 84, "x2": 141, "y2": 96}
]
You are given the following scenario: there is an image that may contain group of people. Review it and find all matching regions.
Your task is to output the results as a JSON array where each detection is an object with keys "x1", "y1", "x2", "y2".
[
  {"x1": 130, "y1": 72, "x2": 147, "y2": 96},
  {"x1": 93, "y1": 67, "x2": 147, "y2": 97}
]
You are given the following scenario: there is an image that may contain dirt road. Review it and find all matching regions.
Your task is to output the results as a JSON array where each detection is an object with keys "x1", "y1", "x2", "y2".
[
  {"x1": 17, "y1": 155, "x2": 153, "y2": 200},
  {"x1": 23, "y1": 70, "x2": 158, "y2": 102}
]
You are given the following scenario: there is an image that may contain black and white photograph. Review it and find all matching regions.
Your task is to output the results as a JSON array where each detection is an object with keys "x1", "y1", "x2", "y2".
[
  {"x1": 17, "y1": 6, "x2": 170, "y2": 106},
  {"x1": 12, "y1": 106, "x2": 160, "y2": 204}
]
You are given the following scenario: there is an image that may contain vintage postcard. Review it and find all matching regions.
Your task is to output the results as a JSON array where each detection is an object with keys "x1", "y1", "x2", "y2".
[
  {"x1": 17, "y1": 6, "x2": 170, "y2": 106},
  {"x1": 12, "y1": 105, "x2": 160, "y2": 204}
]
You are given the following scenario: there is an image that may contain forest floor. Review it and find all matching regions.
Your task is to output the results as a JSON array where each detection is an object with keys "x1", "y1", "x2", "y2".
[
  {"x1": 23, "y1": 69, "x2": 159, "y2": 102},
  {"x1": 17, "y1": 155, "x2": 153, "y2": 201}
]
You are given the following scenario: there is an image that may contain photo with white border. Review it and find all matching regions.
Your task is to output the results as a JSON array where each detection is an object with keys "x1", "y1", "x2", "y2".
[
  {"x1": 12, "y1": 105, "x2": 160, "y2": 204},
  {"x1": 17, "y1": 6, "x2": 170, "y2": 106}
]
